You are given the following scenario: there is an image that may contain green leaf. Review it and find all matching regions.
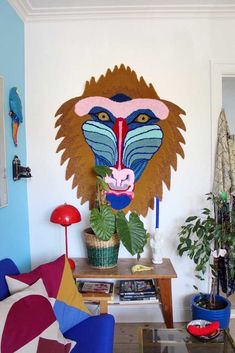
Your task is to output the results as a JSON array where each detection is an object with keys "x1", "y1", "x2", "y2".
[
  {"x1": 97, "y1": 176, "x2": 110, "y2": 192},
  {"x1": 193, "y1": 219, "x2": 201, "y2": 232},
  {"x1": 186, "y1": 216, "x2": 197, "y2": 222},
  {"x1": 211, "y1": 269, "x2": 217, "y2": 277},
  {"x1": 197, "y1": 228, "x2": 204, "y2": 239},
  {"x1": 179, "y1": 237, "x2": 186, "y2": 243},
  {"x1": 93, "y1": 165, "x2": 112, "y2": 177},
  {"x1": 202, "y1": 208, "x2": 211, "y2": 215},
  {"x1": 90, "y1": 205, "x2": 115, "y2": 241},
  {"x1": 195, "y1": 274, "x2": 204, "y2": 281},
  {"x1": 178, "y1": 247, "x2": 189, "y2": 256},
  {"x1": 195, "y1": 263, "x2": 206, "y2": 273},
  {"x1": 186, "y1": 238, "x2": 192, "y2": 248},
  {"x1": 116, "y1": 212, "x2": 148, "y2": 256}
]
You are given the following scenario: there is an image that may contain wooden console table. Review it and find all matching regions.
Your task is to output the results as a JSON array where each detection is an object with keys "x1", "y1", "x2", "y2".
[{"x1": 73, "y1": 258, "x2": 177, "y2": 328}]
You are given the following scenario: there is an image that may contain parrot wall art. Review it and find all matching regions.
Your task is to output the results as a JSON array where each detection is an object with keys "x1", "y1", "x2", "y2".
[{"x1": 9, "y1": 87, "x2": 23, "y2": 146}]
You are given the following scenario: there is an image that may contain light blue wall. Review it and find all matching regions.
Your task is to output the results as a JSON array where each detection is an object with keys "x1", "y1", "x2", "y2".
[{"x1": 0, "y1": 0, "x2": 30, "y2": 271}]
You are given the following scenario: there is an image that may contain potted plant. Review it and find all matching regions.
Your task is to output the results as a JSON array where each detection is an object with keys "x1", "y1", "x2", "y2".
[
  {"x1": 177, "y1": 192, "x2": 235, "y2": 329},
  {"x1": 84, "y1": 165, "x2": 149, "y2": 269}
]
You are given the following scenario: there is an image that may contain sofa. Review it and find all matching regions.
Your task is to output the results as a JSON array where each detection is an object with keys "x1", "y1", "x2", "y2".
[{"x1": 0, "y1": 257, "x2": 115, "y2": 353}]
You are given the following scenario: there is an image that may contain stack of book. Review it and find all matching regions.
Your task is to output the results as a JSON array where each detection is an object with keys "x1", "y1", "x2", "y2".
[
  {"x1": 76, "y1": 280, "x2": 114, "y2": 295},
  {"x1": 119, "y1": 279, "x2": 158, "y2": 304}
]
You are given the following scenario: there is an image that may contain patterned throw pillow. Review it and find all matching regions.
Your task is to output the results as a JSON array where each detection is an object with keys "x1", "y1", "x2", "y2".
[
  {"x1": 6, "y1": 255, "x2": 90, "y2": 333},
  {"x1": 0, "y1": 279, "x2": 75, "y2": 353}
]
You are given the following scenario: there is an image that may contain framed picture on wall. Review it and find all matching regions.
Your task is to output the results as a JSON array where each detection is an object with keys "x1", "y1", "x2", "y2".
[{"x1": 0, "y1": 77, "x2": 8, "y2": 207}]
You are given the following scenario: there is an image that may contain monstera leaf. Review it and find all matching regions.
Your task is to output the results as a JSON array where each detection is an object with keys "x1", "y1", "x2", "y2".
[
  {"x1": 116, "y1": 211, "x2": 148, "y2": 256},
  {"x1": 93, "y1": 165, "x2": 112, "y2": 178},
  {"x1": 90, "y1": 205, "x2": 116, "y2": 241}
]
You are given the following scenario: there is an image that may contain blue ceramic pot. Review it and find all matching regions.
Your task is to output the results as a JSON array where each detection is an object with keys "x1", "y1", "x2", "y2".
[{"x1": 192, "y1": 294, "x2": 231, "y2": 329}]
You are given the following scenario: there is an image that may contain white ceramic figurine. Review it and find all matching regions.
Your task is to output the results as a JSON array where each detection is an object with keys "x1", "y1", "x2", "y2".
[{"x1": 150, "y1": 231, "x2": 163, "y2": 264}]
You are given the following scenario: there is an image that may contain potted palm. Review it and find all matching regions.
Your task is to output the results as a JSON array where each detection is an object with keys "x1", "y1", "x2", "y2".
[
  {"x1": 177, "y1": 192, "x2": 235, "y2": 329},
  {"x1": 84, "y1": 165, "x2": 149, "y2": 269}
]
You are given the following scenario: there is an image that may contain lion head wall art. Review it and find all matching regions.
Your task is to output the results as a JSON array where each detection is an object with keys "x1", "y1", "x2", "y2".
[{"x1": 54, "y1": 65, "x2": 186, "y2": 217}]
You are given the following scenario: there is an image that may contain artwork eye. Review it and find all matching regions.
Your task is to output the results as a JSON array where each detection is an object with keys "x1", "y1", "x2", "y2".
[
  {"x1": 134, "y1": 114, "x2": 151, "y2": 123},
  {"x1": 96, "y1": 112, "x2": 110, "y2": 121}
]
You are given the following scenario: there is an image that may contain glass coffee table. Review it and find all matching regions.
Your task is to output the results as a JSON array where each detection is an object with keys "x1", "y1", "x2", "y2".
[{"x1": 138, "y1": 327, "x2": 235, "y2": 353}]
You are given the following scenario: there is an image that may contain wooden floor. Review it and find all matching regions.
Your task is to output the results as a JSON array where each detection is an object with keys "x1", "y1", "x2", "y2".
[{"x1": 113, "y1": 319, "x2": 235, "y2": 353}]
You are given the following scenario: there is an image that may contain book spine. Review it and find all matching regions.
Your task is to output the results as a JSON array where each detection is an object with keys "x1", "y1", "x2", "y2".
[
  {"x1": 78, "y1": 281, "x2": 114, "y2": 294},
  {"x1": 119, "y1": 280, "x2": 156, "y2": 295},
  {"x1": 119, "y1": 291, "x2": 156, "y2": 296},
  {"x1": 119, "y1": 298, "x2": 159, "y2": 304},
  {"x1": 120, "y1": 293, "x2": 156, "y2": 297},
  {"x1": 120, "y1": 295, "x2": 157, "y2": 301}
]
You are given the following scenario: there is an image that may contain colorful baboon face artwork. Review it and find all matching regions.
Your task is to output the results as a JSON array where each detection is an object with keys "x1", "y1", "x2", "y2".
[{"x1": 55, "y1": 65, "x2": 186, "y2": 217}]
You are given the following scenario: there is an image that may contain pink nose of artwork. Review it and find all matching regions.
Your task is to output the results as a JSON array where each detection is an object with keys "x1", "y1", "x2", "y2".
[{"x1": 105, "y1": 167, "x2": 135, "y2": 195}]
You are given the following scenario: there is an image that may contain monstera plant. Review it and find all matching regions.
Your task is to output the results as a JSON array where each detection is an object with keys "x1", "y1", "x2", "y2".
[{"x1": 84, "y1": 165, "x2": 148, "y2": 268}]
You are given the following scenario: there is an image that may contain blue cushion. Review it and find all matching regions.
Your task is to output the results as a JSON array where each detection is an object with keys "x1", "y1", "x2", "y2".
[
  {"x1": 0, "y1": 258, "x2": 19, "y2": 300},
  {"x1": 64, "y1": 314, "x2": 115, "y2": 353}
]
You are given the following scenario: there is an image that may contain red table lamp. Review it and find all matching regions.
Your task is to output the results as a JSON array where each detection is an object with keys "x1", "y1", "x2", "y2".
[{"x1": 50, "y1": 203, "x2": 81, "y2": 269}]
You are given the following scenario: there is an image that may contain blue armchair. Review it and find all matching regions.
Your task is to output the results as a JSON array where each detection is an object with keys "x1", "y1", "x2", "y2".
[{"x1": 0, "y1": 258, "x2": 115, "y2": 353}]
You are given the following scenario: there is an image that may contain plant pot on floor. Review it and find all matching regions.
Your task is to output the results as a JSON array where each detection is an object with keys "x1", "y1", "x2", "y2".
[
  {"x1": 84, "y1": 228, "x2": 120, "y2": 269},
  {"x1": 192, "y1": 294, "x2": 231, "y2": 329}
]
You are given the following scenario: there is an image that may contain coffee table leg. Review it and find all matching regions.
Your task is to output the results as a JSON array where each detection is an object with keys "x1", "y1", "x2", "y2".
[{"x1": 156, "y1": 279, "x2": 173, "y2": 328}]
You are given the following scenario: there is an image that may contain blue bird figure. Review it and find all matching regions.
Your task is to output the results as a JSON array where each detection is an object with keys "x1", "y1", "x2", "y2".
[{"x1": 9, "y1": 87, "x2": 23, "y2": 146}]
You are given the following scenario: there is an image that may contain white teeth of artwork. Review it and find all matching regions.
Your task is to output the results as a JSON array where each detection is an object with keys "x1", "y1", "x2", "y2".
[{"x1": 150, "y1": 230, "x2": 163, "y2": 264}]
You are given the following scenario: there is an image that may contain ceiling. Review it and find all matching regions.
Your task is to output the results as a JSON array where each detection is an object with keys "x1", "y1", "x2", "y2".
[{"x1": 8, "y1": 0, "x2": 235, "y2": 21}]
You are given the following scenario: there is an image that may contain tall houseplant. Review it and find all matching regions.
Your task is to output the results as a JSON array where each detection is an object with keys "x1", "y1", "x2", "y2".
[
  {"x1": 177, "y1": 192, "x2": 235, "y2": 328},
  {"x1": 84, "y1": 165, "x2": 148, "y2": 268}
]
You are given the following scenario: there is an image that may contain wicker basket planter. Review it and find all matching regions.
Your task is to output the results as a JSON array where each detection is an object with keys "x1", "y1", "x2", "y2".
[{"x1": 84, "y1": 228, "x2": 120, "y2": 269}]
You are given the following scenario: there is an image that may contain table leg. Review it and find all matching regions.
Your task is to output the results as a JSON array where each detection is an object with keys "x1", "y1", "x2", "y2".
[
  {"x1": 156, "y1": 279, "x2": 173, "y2": 328},
  {"x1": 99, "y1": 300, "x2": 108, "y2": 314}
]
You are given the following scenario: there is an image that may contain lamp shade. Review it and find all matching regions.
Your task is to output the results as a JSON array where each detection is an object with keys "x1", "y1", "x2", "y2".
[{"x1": 50, "y1": 204, "x2": 81, "y2": 226}]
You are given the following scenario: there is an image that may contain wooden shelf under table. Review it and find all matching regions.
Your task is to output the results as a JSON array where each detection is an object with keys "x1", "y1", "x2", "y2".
[{"x1": 73, "y1": 258, "x2": 177, "y2": 328}]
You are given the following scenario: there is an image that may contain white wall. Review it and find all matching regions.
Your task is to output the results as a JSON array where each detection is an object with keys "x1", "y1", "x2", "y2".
[
  {"x1": 223, "y1": 77, "x2": 235, "y2": 134},
  {"x1": 25, "y1": 16, "x2": 235, "y2": 322}
]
